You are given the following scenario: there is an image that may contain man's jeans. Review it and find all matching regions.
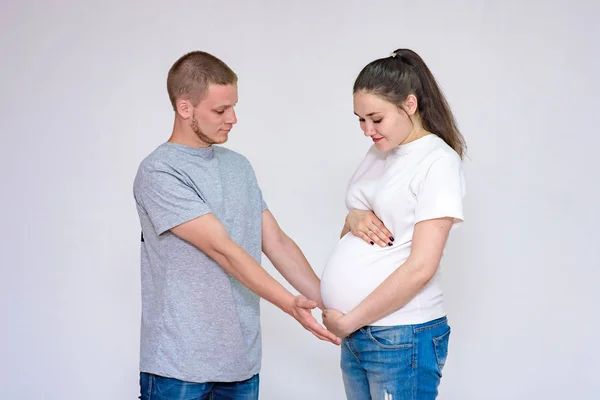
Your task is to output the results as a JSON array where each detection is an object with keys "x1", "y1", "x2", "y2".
[
  {"x1": 139, "y1": 373, "x2": 259, "y2": 400},
  {"x1": 341, "y1": 316, "x2": 450, "y2": 400}
]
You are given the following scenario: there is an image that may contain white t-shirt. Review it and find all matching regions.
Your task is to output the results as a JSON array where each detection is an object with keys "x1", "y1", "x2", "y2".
[{"x1": 320, "y1": 134, "x2": 466, "y2": 326}]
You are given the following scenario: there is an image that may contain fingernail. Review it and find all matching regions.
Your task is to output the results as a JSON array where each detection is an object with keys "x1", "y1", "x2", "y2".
[
  {"x1": 389, "y1": 236, "x2": 395, "y2": 242},
  {"x1": 370, "y1": 241, "x2": 374, "y2": 245},
  {"x1": 388, "y1": 242, "x2": 393, "y2": 246}
]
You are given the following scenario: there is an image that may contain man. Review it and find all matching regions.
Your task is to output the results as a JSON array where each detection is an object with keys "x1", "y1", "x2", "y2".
[{"x1": 133, "y1": 51, "x2": 339, "y2": 399}]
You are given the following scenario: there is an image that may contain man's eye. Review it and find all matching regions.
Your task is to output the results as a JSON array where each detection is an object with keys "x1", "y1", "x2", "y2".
[
  {"x1": 358, "y1": 118, "x2": 365, "y2": 122},
  {"x1": 215, "y1": 110, "x2": 225, "y2": 114},
  {"x1": 373, "y1": 119, "x2": 382, "y2": 124}
]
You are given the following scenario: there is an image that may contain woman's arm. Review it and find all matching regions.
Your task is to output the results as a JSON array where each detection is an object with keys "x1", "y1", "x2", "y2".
[{"x1": 323, "y1": 217, "x2": 453, "y2": 337}]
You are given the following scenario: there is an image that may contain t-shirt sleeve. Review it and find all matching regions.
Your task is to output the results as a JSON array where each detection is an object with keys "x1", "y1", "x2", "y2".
[
  {"x1": 414, "y1": 156, "x2": 465, "y2": 226},
  {"x1": 260, "y1": 189, "x2": 268, "y2": 212},
  {"x1": 136, "y1": 166, "x2": 212, "y2": 235},
  {"x1": 243, "y1": 156, "x2": 268, "y2": 213}
]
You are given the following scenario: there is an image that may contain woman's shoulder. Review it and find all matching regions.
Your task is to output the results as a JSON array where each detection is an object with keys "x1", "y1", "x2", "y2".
[{"x1": 423, "y1": 136, "x2": 462, "y2": 165}]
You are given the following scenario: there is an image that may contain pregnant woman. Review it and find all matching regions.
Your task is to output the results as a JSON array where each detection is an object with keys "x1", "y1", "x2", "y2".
[{"x1": 321, "y1": 48, "x2": 467, "y2": 400}]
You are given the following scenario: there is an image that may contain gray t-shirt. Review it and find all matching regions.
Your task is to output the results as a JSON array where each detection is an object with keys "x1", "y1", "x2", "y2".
[{"x1": 133, "y1": 142, "x2": 268, "y2": 383}]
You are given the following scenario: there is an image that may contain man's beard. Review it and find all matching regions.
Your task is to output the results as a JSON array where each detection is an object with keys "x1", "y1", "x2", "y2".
[{"x1": 191, "y1": 112, "x2": 217, "y2": 145}]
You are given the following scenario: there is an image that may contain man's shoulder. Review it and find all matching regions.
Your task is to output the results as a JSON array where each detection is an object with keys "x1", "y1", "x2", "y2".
[
  {"x1": 214, "y1": 146, "x2": 254, "y2": 169},
  {"x1": 136, "y1": 145, "x2": 170, "y2": 173},
  {"x1": 134, "y1": 144, "x2": 181, "y2": 189}
]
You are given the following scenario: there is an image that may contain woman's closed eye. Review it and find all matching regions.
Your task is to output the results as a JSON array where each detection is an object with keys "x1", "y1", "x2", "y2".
[{"x1": 358, "y1": 118, "x2": 382, "y2": 123}]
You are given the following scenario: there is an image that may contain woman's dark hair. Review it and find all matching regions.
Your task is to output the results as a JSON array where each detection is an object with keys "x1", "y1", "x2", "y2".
[{"x1": 353, "y1": 48, "x2": 466, "y2": 158}]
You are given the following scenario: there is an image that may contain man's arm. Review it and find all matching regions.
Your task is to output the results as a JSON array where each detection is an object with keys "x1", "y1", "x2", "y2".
[
  {"x1": 171, "y1": 212, "x2": 340, "y2": 344},
  {"x1": 261, "y1": 210, "x2": 324, "y2": 309}
]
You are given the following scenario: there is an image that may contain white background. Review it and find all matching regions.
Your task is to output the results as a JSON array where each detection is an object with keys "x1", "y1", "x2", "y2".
[{"x1": 1, "y1": 1, "x2": 599, "y2": 399}]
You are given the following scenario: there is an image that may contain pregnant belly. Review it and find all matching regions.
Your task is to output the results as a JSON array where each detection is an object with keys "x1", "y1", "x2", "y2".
[{"x1": 320, "y1": 234, "x2": 410, "y2": 314}]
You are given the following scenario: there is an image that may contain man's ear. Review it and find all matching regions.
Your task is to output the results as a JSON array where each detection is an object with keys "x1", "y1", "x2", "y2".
[{"x1": 176, "y1": 99, "x2": 192, "y2": 119}]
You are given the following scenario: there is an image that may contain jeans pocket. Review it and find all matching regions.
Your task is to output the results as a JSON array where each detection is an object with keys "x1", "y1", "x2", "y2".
[
  {"x1": 152, "y1": 375, "x2": 207, "y2": 399},
  {"x1": 367, "y1": 326, "x2": 413, "y2": 350},
  {"x1": 433, "y1": 327, "x2": 451, "y2": 372}
]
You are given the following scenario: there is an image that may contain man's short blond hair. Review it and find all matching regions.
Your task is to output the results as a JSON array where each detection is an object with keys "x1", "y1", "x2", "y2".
[{"x1": 167, "y1": 51, "x2": 237, "y2": 110}]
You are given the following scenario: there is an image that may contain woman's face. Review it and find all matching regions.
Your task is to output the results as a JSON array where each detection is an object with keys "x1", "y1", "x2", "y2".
[{"x1": 353, "y1": 91, "x2": 418, "y2": 152}]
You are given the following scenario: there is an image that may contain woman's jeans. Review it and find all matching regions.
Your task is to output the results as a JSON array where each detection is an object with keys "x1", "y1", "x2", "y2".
[{"x1": 341, "y1": 316, "x2": 450, "y2": 400}]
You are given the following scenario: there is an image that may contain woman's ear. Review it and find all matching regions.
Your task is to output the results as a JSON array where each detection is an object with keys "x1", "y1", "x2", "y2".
[{"x1": 403, "y1": 94, "x2": 418, "y2": 116}]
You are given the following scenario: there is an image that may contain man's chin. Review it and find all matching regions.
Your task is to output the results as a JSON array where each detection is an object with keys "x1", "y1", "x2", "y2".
[{"x1": 214, "y1": 132, "x2": 229, "y2": 144}]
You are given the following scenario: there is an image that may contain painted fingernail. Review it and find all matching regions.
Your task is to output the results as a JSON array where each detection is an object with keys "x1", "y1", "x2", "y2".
[
  {"x1": 370, "y1": 241, "x2": 374, "y2": 245},
  {"x1": 390, "y1": 236, "x2": 395, "y2": 242},
  {"x1": 388, "y1": 242, "x2": 393, "y2": 246}
]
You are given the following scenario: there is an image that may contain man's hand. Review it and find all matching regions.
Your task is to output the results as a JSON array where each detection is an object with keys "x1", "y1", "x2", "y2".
[
  {"x1": 291, "y1": 296, "x2": 341, "y2": 345},
  {"x1": 322, "y1": 308, "x2": 356, "y2": 339},
  {"x1": 346, "y1": 209, "x2": 394, "y2": 248}
]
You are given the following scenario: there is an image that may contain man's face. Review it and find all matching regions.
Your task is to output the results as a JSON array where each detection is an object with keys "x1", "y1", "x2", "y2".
[{"x1": 189, "y1": 84, "x2": 238, "y2": 146}]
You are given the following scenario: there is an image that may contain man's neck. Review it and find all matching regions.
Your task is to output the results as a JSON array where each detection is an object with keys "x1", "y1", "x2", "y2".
[{"x1": 169, "y1": 118, "x2": 211, "y2": 148}]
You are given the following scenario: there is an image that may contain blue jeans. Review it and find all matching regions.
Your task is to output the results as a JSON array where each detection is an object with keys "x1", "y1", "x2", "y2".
[
  {"x1": 139, "y1": 373, "x2": 259, "y2": 400},
  {"x1": 341, "y1": 316, "x2": 450, "y2": 400}
]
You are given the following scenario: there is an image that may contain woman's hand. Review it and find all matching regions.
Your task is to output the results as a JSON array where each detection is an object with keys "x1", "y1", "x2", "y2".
[
  {"x1": 322, "y1": 309, "x2": 356, "y2": 338},
  {"x1": 346, "y1": 209, "x2": 394, "y2": 247}
]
